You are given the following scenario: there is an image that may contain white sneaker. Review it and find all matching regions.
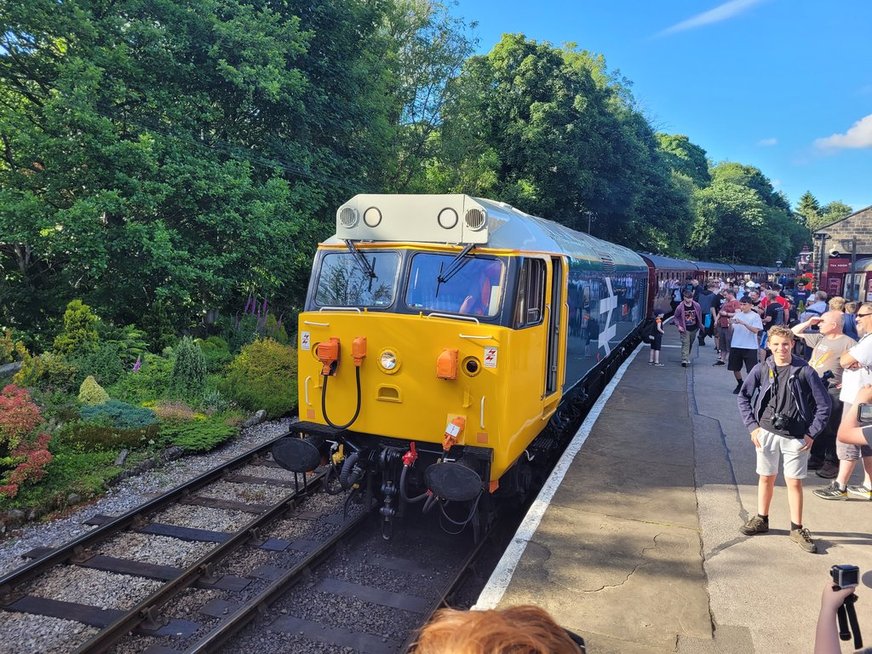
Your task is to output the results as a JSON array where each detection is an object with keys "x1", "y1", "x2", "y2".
[{"x1": 847, "y1": 485, "x2": 872, "y2": 500}]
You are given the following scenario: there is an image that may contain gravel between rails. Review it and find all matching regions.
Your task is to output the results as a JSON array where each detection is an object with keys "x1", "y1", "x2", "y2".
[{"x1": 0, "y1": 417, "x2": 295, "y2": 578}]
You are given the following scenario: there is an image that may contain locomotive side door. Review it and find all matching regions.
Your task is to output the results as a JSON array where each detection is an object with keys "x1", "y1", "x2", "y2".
[{"x1": 544, "y1": 256, "x2": 565, "y2": 396}]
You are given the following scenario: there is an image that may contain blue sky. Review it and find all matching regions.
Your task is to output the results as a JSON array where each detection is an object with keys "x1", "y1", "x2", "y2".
[{"x1": 456, "y1": 0, "x2": 872, "y2": 212}]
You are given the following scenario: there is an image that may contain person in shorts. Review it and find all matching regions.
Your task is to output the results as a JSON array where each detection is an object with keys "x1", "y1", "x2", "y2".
[
  {"x1": 728, "y1": 297, "x2": 763, "y2": 394},
  {"x1": 647, "y1": 310, "x2": 665, "y2": 366},
  {"x1": 736, "y1": 327, "x2": 831, "y2": 553},
  {"x1": 813, "y1": 303, "x2": 872, "y2": 500}
]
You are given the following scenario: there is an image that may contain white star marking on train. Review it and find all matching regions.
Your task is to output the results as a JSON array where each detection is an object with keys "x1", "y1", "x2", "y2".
[{"x1": 598, "y1": 277, "x2": 618, "y2": 354}]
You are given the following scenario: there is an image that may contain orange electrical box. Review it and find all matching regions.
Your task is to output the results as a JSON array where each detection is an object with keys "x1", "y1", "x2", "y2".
[
  {"x1": 316, "y1": 338, "x2": 340, "y2": 375},
  {"x1": 436, "y1": 348, "x2": 458, "y2": 380}
]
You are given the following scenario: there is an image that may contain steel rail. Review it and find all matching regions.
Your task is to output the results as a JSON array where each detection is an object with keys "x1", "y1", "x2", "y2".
[
  {"x1": 183, "y1": 504, "x2": 374, "y2": 653},
  {"x1": 398, "y1": 529, "x2": 492, "y2": 653},
  {"x1": 71, "y1": 468, "x2": 329, "y2": 654},
  {"x1": 0, "y1": 432, "x2": 290, "y2": 594}
]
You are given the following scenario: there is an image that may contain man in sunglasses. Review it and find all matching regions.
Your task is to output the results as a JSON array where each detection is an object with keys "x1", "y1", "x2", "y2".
[{"x1": 815, "y1": 303, "x2": 872, "y2": 500}]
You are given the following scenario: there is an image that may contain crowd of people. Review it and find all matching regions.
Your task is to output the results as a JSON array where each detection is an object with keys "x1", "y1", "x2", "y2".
[{"x1": 661, "y1": 275, "x2": 872, "y2": 555}]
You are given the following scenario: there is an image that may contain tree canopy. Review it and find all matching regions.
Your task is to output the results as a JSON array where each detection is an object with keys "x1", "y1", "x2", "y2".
[{"x1": 0, "y1": 4, "x2": 842, "y2": 348}]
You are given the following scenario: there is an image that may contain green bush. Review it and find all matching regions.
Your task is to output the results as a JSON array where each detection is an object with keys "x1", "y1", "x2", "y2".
[
  {"x1": 171, "y1": 336, "x2": 206, "y2": 398},
  {"x1": 31, "y1": 389, "x2": 80, "y2": 424},
  {"x1": 13, "y1": 352, "x2": 79, "y2": 393},
  {"x1": 71, "y1": 343, "x2": 125, "y2": 386},
  {"x1": 0, "y1": 449, "x2": 124, "y2": 511},
  {"x1": 107, "y1": 353, "x2": 173, "y2": 404},
  {"x1": 218, "y1": 314, "x2": 258, "y2": 353},
  {"x1": 198, "y1": 336, "x2": 233, "y2": 373},
  {"x1": 80, "y1": 399, "x2": 157, "y2": 429},
  {"x1": 159, "y1": 415, "x2": 237, "y2": 452},
  {"x1": 220, "y1": 338, "x2": 296, "y2": 418},
  {"x1": 263, "y1": 314, "x2": 289, "y2": 344},
  {"x1": 100, "y1": 324, "x2": 149, "y2": 365},
  {"x1": 56, "y1": 421, "x2": 158, "y2": 451},
  {"x1": 0, "y1": 328, "x2": 29, "y2": 365},
  {"x1": 53, "y1": 299, "x2": 100, "y2": 355},
  {"x1": 78, "y1": 376, "x2": 110, "y2": 405}
]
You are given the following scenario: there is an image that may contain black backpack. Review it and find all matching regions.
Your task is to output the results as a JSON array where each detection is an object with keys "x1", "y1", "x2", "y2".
[
  {"x1": 641, "y1": 319, "x2": 657, "y2": 342},
  {"x1": 770, "y1": 303, "x2": 784, "y2": 326}
]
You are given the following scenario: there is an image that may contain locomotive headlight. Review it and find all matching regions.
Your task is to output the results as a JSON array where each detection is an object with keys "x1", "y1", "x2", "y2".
[{"x1": 378, "y1": 349, "x2": 400, "y2": 373}]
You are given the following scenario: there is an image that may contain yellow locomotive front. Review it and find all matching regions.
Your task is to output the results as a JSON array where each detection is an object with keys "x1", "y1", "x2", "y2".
[{"x1": 273, "y1": 195, "x2": 569, "y2": 537}]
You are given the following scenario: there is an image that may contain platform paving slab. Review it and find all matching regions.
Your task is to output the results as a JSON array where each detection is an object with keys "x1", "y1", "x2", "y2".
[{"x1": 485, "y1": 327, "x2": 872, "y2": 653}]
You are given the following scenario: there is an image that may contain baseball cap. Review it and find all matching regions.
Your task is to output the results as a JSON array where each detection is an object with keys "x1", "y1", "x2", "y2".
[{"x1": 745, "y1": 281, "x2": 757, "y2": 288}]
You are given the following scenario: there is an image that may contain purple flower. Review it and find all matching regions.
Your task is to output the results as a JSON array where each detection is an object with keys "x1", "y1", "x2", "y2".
[{"x1": 132, "y1": 355, "x2": 142, "y2": 372}]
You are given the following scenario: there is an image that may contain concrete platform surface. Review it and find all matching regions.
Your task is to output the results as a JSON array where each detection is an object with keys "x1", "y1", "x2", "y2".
[{"x1": 477, "y1": 328, "x2": 872, "y2": 653}]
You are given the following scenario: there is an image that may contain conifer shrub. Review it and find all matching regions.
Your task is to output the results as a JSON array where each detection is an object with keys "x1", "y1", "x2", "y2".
[
  {"x1": 13, "y1": 352, "x2": 79, "y2": 393},
  {"x1": 56, "y1": 421, "x2": 158, "y2": 451},
  {"x1": 80, "y1": 399, "x2": 157, "y2": 429},
  {"x1": 198, "y1": 336, "x2": 233, "y2": 373},
  {"x1": 108, "y1": 353, "x2": 173, "y2": 404},
  {"x1": 220, "y1": 339, "x2": 296, "y2": 418},
  {"x1": 78, "y1": 376, "x2": 110, "y2": 405},
  {"x1": 53, "y1": 299, "x2": 100, "y2": 355},
  {"x1": 71, "y1": 343, "x2": 125, "y2": 386},
  {"x1": 171, "y1": 336, "x2": 207, "y2": 398},
  {"x1": 158, "y1": 415, "x2": 237, "y2": 452},
  {"x1": 0, "y1": 328, "x2": 28, "y2": 365}
]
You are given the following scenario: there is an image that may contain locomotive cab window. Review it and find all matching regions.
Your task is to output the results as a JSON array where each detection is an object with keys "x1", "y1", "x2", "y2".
[
  {"x1": 313, "y1": 251, "x2": 400, "y2": 308},
  {"x1": 405, "y1": 254, "x2": 505, "y2": 317},
  {"x1": 514, "y1": 258, "x2": 546, "y2": 328}
]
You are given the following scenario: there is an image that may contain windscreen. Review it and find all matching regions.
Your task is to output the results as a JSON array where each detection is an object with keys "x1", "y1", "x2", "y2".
[
  {"x1": 313, "y1": 251, "x2": 400, "y2": 307},
  {"x1": 405, "y1": 254, "x2": 505, "y2": 317}
]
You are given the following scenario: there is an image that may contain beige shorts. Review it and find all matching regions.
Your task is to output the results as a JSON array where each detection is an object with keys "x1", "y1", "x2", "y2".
[{"x1": 755, "y1": 428, "x2": 808, "y2": 479}]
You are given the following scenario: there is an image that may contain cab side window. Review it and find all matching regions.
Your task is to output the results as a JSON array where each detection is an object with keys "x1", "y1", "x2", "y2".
[{"x1": 514, "y1": 258, "x2": 546, "y2": 328}]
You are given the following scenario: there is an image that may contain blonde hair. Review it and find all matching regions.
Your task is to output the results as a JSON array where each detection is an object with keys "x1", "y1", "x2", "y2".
[
  {"x1": 410, "y1": 605, "x2": 582, "y2": 654},
  {"x1": 767, "y1": 326, "x2": 795, "y2": 343},
  {"x1": 828, "y1": 296, "x2": 846, "y2": 311}
]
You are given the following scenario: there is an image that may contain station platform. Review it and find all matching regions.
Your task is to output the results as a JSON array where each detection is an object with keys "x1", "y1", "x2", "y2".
[{"x1": 475, "y1": 327, "x2": 872, "y2": 653}]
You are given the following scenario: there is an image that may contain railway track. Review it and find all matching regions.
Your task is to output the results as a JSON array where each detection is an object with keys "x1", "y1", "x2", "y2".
[{"x1": 0, "y1": 431, "x2": 490, "y2": 653}]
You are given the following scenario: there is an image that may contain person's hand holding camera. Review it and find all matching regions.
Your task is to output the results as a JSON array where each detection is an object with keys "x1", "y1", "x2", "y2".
[
  {"x1": 815, "y1": 565, "x2": 860, "y2": 654},
  {"x1": 820, "y1": 580, "x2": 857, "y2": 613}
]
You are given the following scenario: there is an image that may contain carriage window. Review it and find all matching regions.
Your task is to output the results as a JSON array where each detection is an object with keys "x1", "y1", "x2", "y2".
[
  {"x1": 405, "y1": 254, "x2": 505, "y2": 317},
  {"x1": 514, "y1": 259, "x2": 546, "y2": 328},
  {"x1": 313, "y1": 251, "x2": 399, "y2": 307}
]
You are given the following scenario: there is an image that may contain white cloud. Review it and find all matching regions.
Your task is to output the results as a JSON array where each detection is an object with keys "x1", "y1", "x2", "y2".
[
  {"x1": 757, "y1": 137, "x2": 778, "y2": 146},
  {"x1": 657, "y1": 0, "x2": 766, "y2": 37},
  {"x1": 815, "y1": 114, "x2": 872, "y2": 150}
]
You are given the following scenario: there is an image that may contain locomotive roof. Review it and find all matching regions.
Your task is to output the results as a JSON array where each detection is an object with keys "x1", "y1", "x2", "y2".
[{"x1": 329, "y1": 194, "x2": 646, "y2": 271}]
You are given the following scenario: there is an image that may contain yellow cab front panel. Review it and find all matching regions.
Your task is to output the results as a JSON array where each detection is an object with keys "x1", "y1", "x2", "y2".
[{"x1": 297, "y1": 310, "x2": 556, "y2": 483}]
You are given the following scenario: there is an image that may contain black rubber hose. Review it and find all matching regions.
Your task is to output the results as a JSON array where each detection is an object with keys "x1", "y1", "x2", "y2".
[
  {"x1": 322, "y1": 366, "x2": 362, "y2": 430},
  {"x1": 339, "y1": 451, "x2": 361, "y2": 489},
  {"x1": 400, "y1": 463, "x2": 428, "y2": 504}
]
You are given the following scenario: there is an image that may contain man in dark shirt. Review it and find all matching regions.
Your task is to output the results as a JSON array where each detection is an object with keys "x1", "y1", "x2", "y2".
[{"x1": 736, "y1": 326, "x2": 831, "y2": 553}]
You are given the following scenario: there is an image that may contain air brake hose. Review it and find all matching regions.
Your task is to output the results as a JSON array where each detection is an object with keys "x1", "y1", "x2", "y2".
[
  {"x1": 321, "y1": 366, "x2": 362, "y2": 430},
  {"x1": 400, "y1": 464, "x2": 429, "y2": 504}
]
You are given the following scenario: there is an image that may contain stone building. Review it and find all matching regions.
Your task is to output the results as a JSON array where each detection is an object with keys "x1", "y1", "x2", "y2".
[{"x1": 813, "y1": 204, "x2": 872, "y2": 301}]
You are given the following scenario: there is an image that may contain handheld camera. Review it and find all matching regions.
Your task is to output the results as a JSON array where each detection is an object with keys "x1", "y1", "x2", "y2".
[
  {"x1": 831, "y1": 564, "x2": 860, "y2": 589},
  {"x1": 858, "y1": 404, "x2": 872, "y2": 424}
]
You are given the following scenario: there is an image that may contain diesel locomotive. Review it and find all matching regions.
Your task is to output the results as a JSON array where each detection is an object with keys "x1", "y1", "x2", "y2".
[{"x1": 272, "y1": 194, "x2": 649, "y2": 538}]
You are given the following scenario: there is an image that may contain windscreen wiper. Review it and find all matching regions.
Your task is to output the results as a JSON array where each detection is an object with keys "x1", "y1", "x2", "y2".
[
  {"x1": 344, "y1": 239, "x2": 377, "y2": 281},
  {"x1": 437, "y1": 244, "x2": 476, "y2": 284}
]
